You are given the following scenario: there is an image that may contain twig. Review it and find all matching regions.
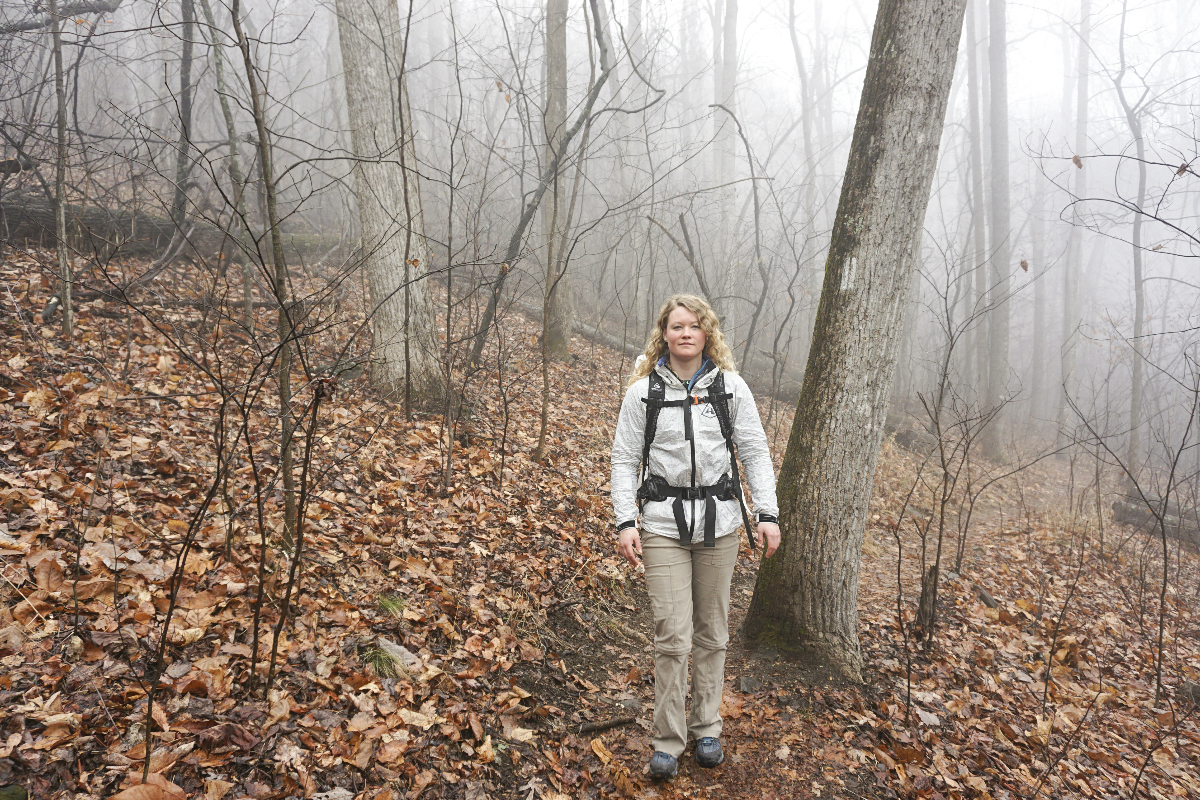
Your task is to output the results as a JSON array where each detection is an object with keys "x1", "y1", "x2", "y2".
[{"x1": 578, "y1": 715, "x2": 635, "y2": 735}]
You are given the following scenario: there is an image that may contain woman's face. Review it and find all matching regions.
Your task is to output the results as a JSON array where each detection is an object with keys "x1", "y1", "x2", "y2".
[{"x1": 664, "y1": 306, "x2": 706, "y2": 363}]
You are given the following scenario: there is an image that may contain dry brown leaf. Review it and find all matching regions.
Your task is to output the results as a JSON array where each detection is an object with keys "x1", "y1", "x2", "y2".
[
  {"x1": 1028, "y1": 715, "x2": 1052, "y2": 747},
  {"x1": 202, "y1": 779, "x2": 234, "y2": 800},
  {"x1": 891, "y1": 742, "x2": 924, "y2": 764},
  {"x1": 263, "y1": 690, "x2": 292, "y2": 730},
  {"x1": 612, "y1": 765, "x2": 637, "y2": 797},
  {"x1": 347, "y1": 711, "x2": 376, "y2": 732},
  {"x1": 112, "y1": 772, "x2": 186, "y2": 800},
  {"x1": 196, "y1": 722, "x2": 259, "y2": 752},
  {"x1": 375, "y1": 732, "x2": 410, "y2": 765},
  {"x1": 33, "y1": 556, "x2": 63, "y2": 591},
  {"x1": 23, "y1": 388, "x2": 57, "y2": 419},
  {"x1": 590, "y1": 738, "x2": 613, "y2": 764},
  {"x1": 110, "y1": 787, "x2": 168, "y2": 800},
  {"x1": 354, "y1": 737, "x2": 375, "y2": 770},
  {"x1": 397, "y1": 708, "x2": 442, "y2": 730},
  {"x1": 476, "y1": 735, "x2": 494, "y2": 764}
]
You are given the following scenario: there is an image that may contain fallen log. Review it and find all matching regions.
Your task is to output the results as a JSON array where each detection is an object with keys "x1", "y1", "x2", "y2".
[
  {"x1": 0, "y1": 157, "x2": 36, "y2": 175},
  {"x1": 1111, "y1": 495, "x2": 1200, "y2": 550},
  {"x1": 1, "y1": 189, "x2": 174, "y2": 255},
  {"x1": 1, "y1": 189, "x2": 348, "y2": 265}
]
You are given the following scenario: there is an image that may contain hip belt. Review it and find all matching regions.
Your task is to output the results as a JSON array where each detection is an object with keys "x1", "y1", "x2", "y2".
[{"x1": 637, "y1": 474, "x2": 738, "y2": 547}]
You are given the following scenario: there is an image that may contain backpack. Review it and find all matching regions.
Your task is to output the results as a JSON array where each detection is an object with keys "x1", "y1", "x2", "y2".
[{"x1": 637, "y1": 368, "x2": 756, "y2": 548}]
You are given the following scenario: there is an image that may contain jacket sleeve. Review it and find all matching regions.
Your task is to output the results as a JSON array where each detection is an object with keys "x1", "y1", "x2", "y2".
[
  {"x1": 729, "y1": 374, "x2": 779, "y2": 519},
  {"x1": 610, "y1": 381, "x2": 646, "y2": 527}
]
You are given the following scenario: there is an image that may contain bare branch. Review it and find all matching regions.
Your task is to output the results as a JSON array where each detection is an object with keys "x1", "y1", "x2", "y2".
[{"x1": 1, "y1": 0, "x2": 122, "y2": 35}]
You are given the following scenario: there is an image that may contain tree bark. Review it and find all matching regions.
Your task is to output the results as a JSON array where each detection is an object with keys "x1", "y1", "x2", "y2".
[
  {"x1": 981, "y1": 0, "x2": 1011, "y2": 459},
  {"x1": 170, "y1": 0, "x2": 195, "y2": 231},
  {"x1": 742, "y1": 0, "x2": 969, "y2": 681},
  {"x1": 334, "y1": 0, "x2": 442, "y2": 403},
  {"x1": 0, "y1": 0, "x2": 121, "y2": 35},
  {"x1": 966, "y1": 0, "x2": 987, "y2": 404},
  {"x1": 542, "y1": 0, "x2": 572, "y2": 359},
  {"x1": 50, "y1": 0, "x2": 72, "y2": 337}
]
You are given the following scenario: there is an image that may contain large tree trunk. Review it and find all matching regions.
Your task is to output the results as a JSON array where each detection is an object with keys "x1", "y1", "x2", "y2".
[
  {"x1": 334, "y1": 0, "x2": 442, "y2": 404},
  {"x1": 542, "y1": 0, "x2": 572, "y2": 359},
  {"x1": 742, "y1": 0, "x2": 969, "y2": 681},
  {"x1": 981, "y1": 0, "x2": 1011, "y2": 459}
]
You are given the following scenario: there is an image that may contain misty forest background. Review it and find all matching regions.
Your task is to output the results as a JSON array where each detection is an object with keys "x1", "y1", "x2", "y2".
[
  {"x1": 8, "y1": 0, "x2": 1200, "y2": 465},
  {"x1": 3, "y1": 0, "x2": 1200, "y2": 798}
]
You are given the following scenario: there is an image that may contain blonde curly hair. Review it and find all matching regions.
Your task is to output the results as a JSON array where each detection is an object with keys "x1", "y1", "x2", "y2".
[{"x1": 628, "y1": 294, "x2": 737, "y2": 385}]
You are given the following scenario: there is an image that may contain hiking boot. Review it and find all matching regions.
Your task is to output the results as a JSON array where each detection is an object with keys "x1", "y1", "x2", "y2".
[
  {"x1": 694, "y1": 737, "x2": 724, "y2": 768},
  {"x1": 647, "y1": 751, "x2": 678, "y2": 779}
]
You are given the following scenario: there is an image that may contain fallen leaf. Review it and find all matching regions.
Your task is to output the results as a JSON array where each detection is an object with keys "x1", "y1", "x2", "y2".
[
  {"x1": 916, "y1": 708, "x2": 940, "y2": 727},
  {"x1": 590, "y1": 738, "x2": 613, "y2": 764}
]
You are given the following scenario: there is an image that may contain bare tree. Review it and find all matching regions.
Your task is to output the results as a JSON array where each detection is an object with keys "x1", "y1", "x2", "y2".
[
  {"x1": 50, "y1": 0, "x2": 71, "y2": 336},
  {"x1": 1113, "y1": 0, "x2": 1149, "y2": 470},
  {"x1": 981, "y1": 0, "x2": 1012, "y2": 459},
  {"x1": 743, "y1": 0, "x2": 969, "y2": 680},
  {"x1": 334, "y1": 0, "x2": 443, "y2": 407},
  {"x1": 1058, "y1": 0, "x2": 1090, "y2": 445},
  {"x1": 542, "y1": 0, "x2": 571, "y2": 359},
  {"x1": 467, "y1": 0, "x2": 615, "y2": 369}
]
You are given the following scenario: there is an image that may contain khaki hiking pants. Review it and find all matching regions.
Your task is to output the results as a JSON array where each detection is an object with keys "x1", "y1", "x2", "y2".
[{"x1": 641, "y1": 531, "x2": 738, "y2": 758}]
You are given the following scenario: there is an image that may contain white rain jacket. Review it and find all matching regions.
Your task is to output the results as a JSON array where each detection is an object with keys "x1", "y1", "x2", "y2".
[{"x1": 610, "y1": 361, "x2": 779, "y2": 542}]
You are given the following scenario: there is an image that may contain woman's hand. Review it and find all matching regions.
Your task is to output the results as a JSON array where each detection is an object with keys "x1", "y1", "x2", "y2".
[
  {"x1": 618, "y1": 527, "x2": 642, "y2": 566},
  {"x1": 757, "y1": 522, "x2": 781, "y2": 559}
]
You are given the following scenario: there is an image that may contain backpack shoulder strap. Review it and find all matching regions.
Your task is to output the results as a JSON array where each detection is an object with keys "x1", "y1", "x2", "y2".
[
  {"x1": 640, "y1": 370, "x2": 666, "y2": 480},
  {"x1": 708, "y1": 371, "x2": 735, "y2": 443},
  {"x1": 708, "y1": 371, "x2": 757, "y2": 549}
]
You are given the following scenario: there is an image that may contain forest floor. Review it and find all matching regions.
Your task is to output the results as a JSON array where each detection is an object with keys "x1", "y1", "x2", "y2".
[{"x1": 1, "y1": 250, "x2": 1198, "y2": 800}]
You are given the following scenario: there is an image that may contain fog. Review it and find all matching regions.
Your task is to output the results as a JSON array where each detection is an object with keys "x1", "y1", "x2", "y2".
[{"x1": 3, "y1": 0, "x2": 1200, "y2": 474}]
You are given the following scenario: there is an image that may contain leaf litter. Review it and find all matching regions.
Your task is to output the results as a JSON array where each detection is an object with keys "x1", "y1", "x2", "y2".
[{"x1": 0, "y1": 251, "x2": 1197, "y2": 799}]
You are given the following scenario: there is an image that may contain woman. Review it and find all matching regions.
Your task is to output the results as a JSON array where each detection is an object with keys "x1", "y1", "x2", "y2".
[{"x1": 610, "y1": 294, "x2": 781, "y2": 778}]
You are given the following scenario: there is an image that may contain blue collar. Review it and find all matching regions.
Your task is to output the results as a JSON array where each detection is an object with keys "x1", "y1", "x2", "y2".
[{"x1": 659, "y1": 355, "x2": 714, "y2": 391}]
